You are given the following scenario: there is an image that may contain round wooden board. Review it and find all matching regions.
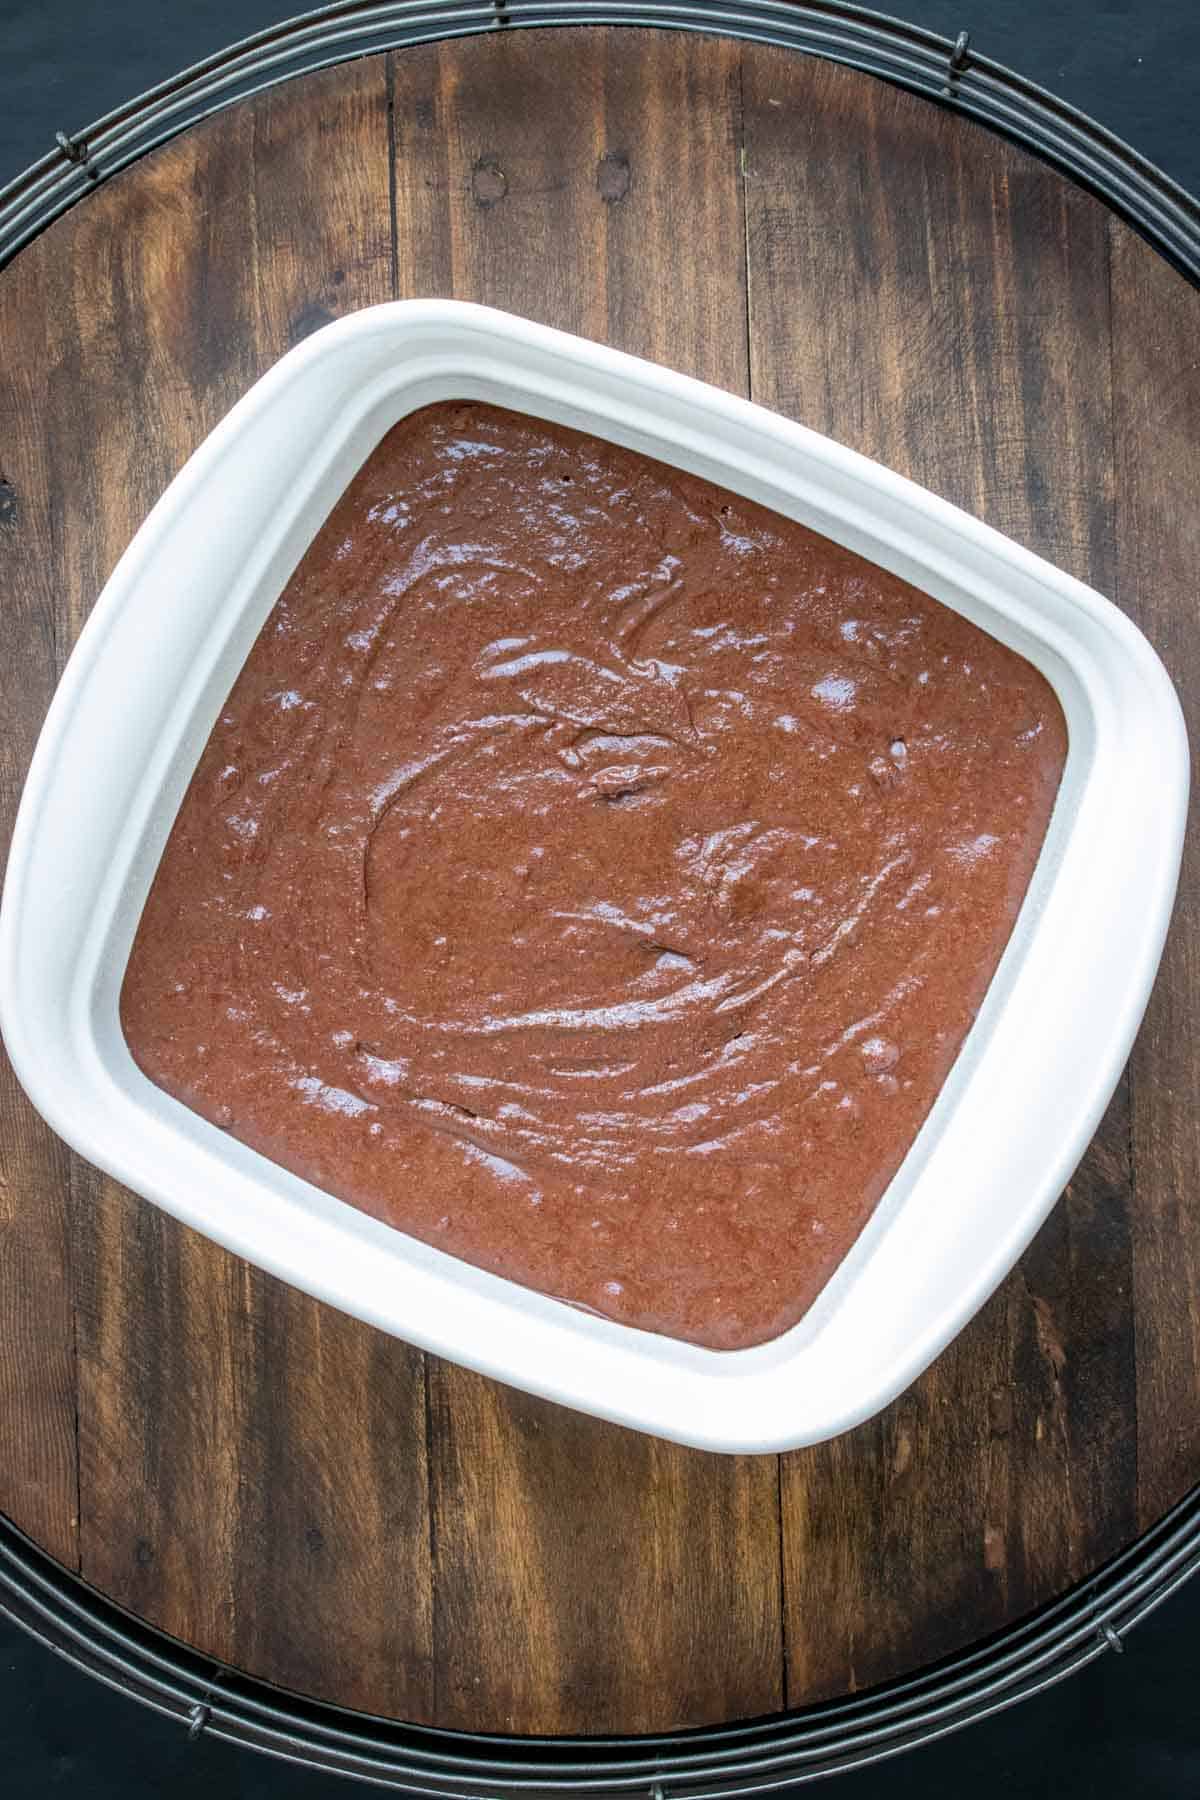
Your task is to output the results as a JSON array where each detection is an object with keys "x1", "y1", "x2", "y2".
[{"x1": 2, "y1": 27, "x2": 1199, "y2": 1740}]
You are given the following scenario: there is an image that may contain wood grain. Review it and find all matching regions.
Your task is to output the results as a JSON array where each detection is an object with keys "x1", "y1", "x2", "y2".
[
  {"x1": 1110, "y1": 219, "x2": 1200, "y2": 1531},
  {"x1": 0, "y1": 57, "x2": 434, "y2": 1718},
  {"x1": 740, "y1": 52, "x2": 1136, "y2": 1700},
  {"x1": 393, "y1": 30, "x2": 781, "y2": 1734},
  {"x1": 0, "y1": 29, "x2": 1198, "y2": 1736},
  {"x1": 0, "y1": 249, "x2": 79, "y2": 1568}
]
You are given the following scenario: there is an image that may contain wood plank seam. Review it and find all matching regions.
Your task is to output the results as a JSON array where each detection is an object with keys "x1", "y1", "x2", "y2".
[
  {"x1": 66, "y1": 1167, "x2": 82, "y2": 1574},
  {"x1": 733, "y1": 38, "x2": 789, "y2": 1717},
  {"x1": 1106, "y1": 218, "x2": 1140, "y2": 1527},
  {"x1": 387, "y1": 45, "x2": 439, "y2": 1724},
  {"x1": 386, "y1": 52, "x2": 401, "y2": 307},
  {"x1": 52, "y1": 540, "x2": 84, "y2": 1580},
  {"x1": 422, "y1": 1347, "x2": 439, "y2": 1721}
]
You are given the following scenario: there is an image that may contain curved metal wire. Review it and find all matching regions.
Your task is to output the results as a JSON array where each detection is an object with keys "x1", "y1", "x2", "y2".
[
  {"x1": 1, "y1": 0, "x2": 1199, "y2": 277},
  {"x1": 3, "y1": 1488, "x2": 1200, "y2": 1790},
  {"x1": 3, "y1": 0, "x2": 1200, "y2": 1785}
]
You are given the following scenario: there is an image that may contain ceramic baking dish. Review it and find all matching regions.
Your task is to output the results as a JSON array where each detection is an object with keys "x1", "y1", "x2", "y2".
[{"x1": 0, "y1": 300, "x2": 1188, "y2": 1453}]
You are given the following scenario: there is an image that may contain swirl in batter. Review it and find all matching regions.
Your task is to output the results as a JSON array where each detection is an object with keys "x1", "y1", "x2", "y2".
[{"x1": 121, "y1": 402, "x2": 1067, "y2": 1348}]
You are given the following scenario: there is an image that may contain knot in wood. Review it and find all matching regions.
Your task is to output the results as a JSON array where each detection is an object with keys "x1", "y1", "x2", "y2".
[
  {"x1": 597, "y1": 152, "x2": 632, "y2": 204},
  {"x1": 471, "y1": 156, "x2": 508, "y2": 207},
  {"x1": 288, "y1": 302, "x2": 335, "y2": 347}
]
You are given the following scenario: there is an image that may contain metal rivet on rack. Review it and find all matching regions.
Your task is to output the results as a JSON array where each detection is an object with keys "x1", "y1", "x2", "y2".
[
  {"x1": 186, "y1": 1701, "x2": 212, "y2": 1740},
  {"x1": 53, "y1": 129, "x2": 98, "y2": 180}
]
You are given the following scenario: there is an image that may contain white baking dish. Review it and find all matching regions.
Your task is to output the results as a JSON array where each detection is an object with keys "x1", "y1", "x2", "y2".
[{"x1": 0, "y1": 301, "x2": 1188, "y2": 1453}]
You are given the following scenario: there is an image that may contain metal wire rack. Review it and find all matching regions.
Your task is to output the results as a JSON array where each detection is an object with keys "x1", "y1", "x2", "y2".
[
  {"x1": 3, "y1": 1487, "x2": 1200, "y2": 1791},
  {"x1": 1, "y1": 0, "x2": 1199, "y2": 278},
  {"x1": 2, "y1": 0, "x2": 1199, "y2": 1786}
]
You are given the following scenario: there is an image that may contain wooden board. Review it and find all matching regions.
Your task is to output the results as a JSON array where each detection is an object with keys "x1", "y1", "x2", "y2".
[{"x1": 1, "y1": 29, "x2": 1198, "y2": 1736}]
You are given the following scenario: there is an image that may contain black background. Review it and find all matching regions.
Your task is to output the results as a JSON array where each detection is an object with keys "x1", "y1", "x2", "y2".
[{"x1": 2, "y1": 2, "x2": 1199, "y2": 1794}]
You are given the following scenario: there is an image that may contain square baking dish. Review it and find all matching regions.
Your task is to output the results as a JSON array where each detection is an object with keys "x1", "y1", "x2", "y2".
[{"x1": 0, "y1": 300, "x2": 1188, "y2": 1453}]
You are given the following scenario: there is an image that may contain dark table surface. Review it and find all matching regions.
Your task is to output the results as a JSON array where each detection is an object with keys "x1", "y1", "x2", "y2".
[{"x1": 3, "y1": 2, "x2": 1200, "y2": 1795}]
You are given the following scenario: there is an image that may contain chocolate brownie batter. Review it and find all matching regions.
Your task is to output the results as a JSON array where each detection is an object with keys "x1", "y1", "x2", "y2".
[{"x1": 121, "y1": 401, "x2": 1067, "y2": 1349}]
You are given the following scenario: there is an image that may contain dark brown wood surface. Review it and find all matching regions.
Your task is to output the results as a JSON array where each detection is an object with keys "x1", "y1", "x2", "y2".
[{"x1": 1, "y1": 30, "x2": 1198, "y2": 1736}]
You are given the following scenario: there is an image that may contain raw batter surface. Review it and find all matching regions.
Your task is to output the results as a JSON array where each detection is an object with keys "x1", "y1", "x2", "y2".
[{"x1": 121, "y1": 401, "x2": 1067, "y2": 1348}]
